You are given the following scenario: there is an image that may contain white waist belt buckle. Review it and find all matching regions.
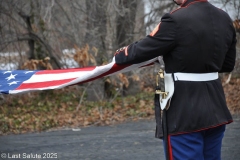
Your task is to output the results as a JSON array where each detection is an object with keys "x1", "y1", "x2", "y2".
[{"x1": 173, "y1": 72, "x2": 219, "y2": 81}]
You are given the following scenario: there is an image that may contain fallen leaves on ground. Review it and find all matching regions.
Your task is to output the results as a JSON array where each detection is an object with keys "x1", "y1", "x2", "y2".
[
  {"x1": 0, "y1": 87, "x2": 155, "y2": 135},
  {"x1": 223, "y1": 77, "x2": 240, "y2": 115},
  {"x1": 0, "y1": 77, "x2": 239, "y2": 135}
]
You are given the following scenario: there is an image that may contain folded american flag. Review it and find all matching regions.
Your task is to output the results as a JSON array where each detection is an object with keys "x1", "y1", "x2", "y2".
[{"x1": 0, "y1": 57, "x2": 157, "y2": 94}]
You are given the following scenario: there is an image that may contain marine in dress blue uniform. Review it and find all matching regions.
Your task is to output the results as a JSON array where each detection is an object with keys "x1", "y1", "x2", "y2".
[{"x1": 115, "y1": 0, "x2": 236, "y2": 159}]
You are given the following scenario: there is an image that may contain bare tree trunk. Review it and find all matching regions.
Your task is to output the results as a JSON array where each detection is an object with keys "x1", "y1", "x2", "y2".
[
  {"x1": 85, "y1": 0, "x2": 108, "y2": 101},
  {"x1": 116, "y1": 0, "x2": 137, "y2": 48},
  {"x1": 85, "y1": 0, "x2": 107, "y2": 63},
  {"x1": 115, "y1": 0, "x2": 139, "y2": 96},
  {"x1": 18, "y1": 11, "x2": 35, "y2": 60}
]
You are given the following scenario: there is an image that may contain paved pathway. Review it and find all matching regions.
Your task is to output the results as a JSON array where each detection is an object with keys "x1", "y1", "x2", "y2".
[{"x1": 0, "y1": 116, "x2": 239, "y2": 160}]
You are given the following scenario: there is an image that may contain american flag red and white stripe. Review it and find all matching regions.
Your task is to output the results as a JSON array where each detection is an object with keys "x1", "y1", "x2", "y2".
[{"x1": 0, "y1": 57, "x2": 158, "y2": 94}]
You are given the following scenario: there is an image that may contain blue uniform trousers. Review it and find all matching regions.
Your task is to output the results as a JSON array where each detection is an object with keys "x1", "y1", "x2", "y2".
[{"x1": 163, "y1": 125, "x2": 226, "y2": 160}]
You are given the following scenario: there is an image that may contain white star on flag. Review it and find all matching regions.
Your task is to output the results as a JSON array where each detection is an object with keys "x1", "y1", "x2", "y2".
[
  {"x1": 3, "y1": 71, "x2": 12, "y2": 74},
  {"x1": 8, "y1": 81, "x2": 19, "y2": 86},
  {"x1": 6, "y1": 74, "x2": 17, "y2": 81},
  {"x1": 25, "y1": 71, "x2": 34, "y2": 74}
]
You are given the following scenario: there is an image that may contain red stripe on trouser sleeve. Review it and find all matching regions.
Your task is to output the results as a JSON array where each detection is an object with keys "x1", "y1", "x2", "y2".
[{"x1": 168, "y1": 135, "x2": 174, "y2": 160}]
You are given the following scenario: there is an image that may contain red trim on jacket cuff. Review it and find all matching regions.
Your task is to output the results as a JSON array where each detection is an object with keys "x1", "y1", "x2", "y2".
[{"x1": 124, "y1": 46, "x2": 129, "y2": 56}]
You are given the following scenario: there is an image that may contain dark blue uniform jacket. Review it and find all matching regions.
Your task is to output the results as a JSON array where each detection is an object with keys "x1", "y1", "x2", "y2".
[{"x1": 115, "y1": 0, "x2": 236, "y2": 136}]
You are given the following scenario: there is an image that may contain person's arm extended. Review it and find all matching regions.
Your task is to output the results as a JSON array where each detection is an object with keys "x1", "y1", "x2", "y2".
[
  {"x1": 219, "y1": 29, "x2": 237, "y2": 73},
  {"x1": 115, "y1": 13, "x2": 177, "y2": 65}
]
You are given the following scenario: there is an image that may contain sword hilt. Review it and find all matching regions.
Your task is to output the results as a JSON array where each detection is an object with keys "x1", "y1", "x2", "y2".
[
  {"x1": 155, "y1": 90, "x2": 168, "y2": 99},
  {"x1": 155, "y1": 69, "x2": 169, "y2": 101}
]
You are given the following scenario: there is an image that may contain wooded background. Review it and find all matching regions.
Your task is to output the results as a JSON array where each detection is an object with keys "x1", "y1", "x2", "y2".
[{"x1": 0, "y1": 0, "x2": 240, "y2": 100}]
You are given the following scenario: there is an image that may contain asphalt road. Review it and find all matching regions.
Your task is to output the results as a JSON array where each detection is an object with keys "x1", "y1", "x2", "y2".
[{"x1": 0, "y1": 116, "x2": 240, "y2": 160}]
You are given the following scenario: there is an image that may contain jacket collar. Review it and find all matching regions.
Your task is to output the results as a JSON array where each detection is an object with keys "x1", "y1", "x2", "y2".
[{"x1": 181, "y1": 0, "x2": 208, "y2": 7}]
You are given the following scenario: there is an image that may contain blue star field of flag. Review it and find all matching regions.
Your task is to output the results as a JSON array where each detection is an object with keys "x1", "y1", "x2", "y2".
[{"x1": 0, "y1": 70, "x2": 38, "y2": 94}]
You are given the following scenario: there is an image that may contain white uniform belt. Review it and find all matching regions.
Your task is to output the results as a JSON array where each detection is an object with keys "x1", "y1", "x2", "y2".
[{"x1": 172, "y1": 72, "x2": 218, "y2": 81}]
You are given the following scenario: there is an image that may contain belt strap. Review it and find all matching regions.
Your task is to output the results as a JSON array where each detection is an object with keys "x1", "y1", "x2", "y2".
[{"x1": 172, "y1": 72, "x2": 218, "y2": 81}]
